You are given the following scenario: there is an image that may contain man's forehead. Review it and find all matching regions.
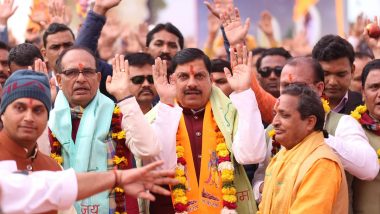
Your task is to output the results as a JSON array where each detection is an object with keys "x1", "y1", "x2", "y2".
[
  {"x1": 152, "y1": 30, "x2": 179, "y2": 42},
  {"x1": 175, "y1": 62, "x2": 208, "y2": 74},
  {"x1": 61, "y1": 50, "x2": 95, "y2": 67},
  {"x1": 129, "y1": 64, "x2": 152, "y2": 75},
  {"x1": 46, "y1": 31, "x2": 74, "y2": 44},
  {"x1": 281, "y1": 64, "x2": 314, "y2": 84},
  {"x1": 0, "y1": 49, "x2": 9, "y2": 58},
  {"x1": 13, "y1": 97, "x2": 44, "y2": 106},
  {"x1": 365, "y1": 69, "x2": 380, "y2": 85}
]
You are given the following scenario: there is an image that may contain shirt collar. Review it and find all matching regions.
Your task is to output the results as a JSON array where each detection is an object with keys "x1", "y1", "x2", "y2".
[{"x1": 332, "y1": 91, "x2": 349, "y2": 113}]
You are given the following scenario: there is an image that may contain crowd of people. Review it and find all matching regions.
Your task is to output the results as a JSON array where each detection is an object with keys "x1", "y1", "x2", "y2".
[{"x1": 0, "y1": 0, "x2": 379, "y2": 213}]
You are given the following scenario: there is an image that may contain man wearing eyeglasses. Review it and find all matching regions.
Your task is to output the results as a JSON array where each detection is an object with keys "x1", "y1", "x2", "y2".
[
  {"x1": 45, "y1": 46, "x2": 160, "y2": 214},
  {"x1": 255, "y1": 48, "x2": 292, "y2": 98},
  {"x1": 125, "y1": 53, "x2": 157, "y2": 114}
]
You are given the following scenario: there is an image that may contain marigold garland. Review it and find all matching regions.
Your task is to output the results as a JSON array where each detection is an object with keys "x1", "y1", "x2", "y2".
[
  {"x1": 214, "y1": 119, "x2": 237, "y2": 212},
  {"x1": 173, "y1": 114, "x2": 237, "y2": 213},
  {"x1": 350, "y1": 105, "x2": 380, "y2": 164},
  {"x1": 350, "y1": 105, "x2": 367, "y2": 121},
  {"x1": 49, "y1": 106, "x2": 129, "y2": 213}
]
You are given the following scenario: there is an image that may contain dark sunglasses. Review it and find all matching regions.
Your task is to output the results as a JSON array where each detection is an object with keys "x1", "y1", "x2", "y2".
[
  {"x1": 130, "y1": 75, "x2": 154, "y2": 84},
  {"x1": 258, "y1": 66, "x2": 283, "y2": 78}
]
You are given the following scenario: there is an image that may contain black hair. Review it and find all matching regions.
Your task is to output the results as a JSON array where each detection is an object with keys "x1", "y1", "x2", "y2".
[
  {"x1": 286, "y1": 57, "x2": 324, "y2": 83},
  {"x1": 282, "y1": 83, "x2": 325, "y2": 131},
  {"x1": 8, "y1": 43, "x2": 44, "y2": 67},
  {"x1": 210, "y1": 58, "x2": 231, "y2": 73},
  {"x1": 55, "y1": 46, "x2": 98, "y2": 73},
  {"x1": 169, "y1": 48, "x2": 211, "y2": 76},
  {"x1": 312, "y1": 34, "x2": 355, "y2": 65},
  {"x1": 361, "y1": 59, "x2": 380, "y2": 87},
  {"x1": 124, "y1": 52, "x2": 154, "y2": 67},
  {"x1": 146, "y1": 23, "x2": 184, "y2": 49},
  {"x1": 256, "y1": 47, "x2": 292, "y2": 71},
  {"x1": 43, "y1": 23, "x2": 75, "y2": 47},
  {"x1": 251, "y1": 47, "x2": 267, "y2": 56}
]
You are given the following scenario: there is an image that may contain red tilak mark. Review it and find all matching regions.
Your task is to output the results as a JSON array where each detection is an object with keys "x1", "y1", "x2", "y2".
[
  {"x1": 189, "y1": 65, "x2": 194, "y2": 75},
  {"x1": 28, "y1": 98, "x2": 34, "y2": 108},
  {"x1": 78, "y1": 63, "x2": 84, "y2": 70},
  {"x1": 288, "y1": 74, "x2": 293, "y2": 82}
]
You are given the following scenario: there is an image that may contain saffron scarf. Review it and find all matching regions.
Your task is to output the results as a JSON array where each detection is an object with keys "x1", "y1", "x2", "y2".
[
  {"x1": 48, "y1": 90, "x2": 114, "y2": 213},
  {"x1": 173, "y1": 101, "x2": 224, "y2": 213},
  {"x1": 260, "y1": 132, "x2": 326, "y2": 213}
]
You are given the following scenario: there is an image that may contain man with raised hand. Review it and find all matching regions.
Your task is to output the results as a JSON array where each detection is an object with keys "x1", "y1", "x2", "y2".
[
  {"x1": 46, "y1": 46, "x2": 160, "y2": 214},
  {"x1": 146, "y1": 46, "x2": 266, "y2": 213}
]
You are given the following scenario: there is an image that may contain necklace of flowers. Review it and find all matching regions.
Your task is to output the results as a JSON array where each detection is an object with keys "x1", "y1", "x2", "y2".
[
  {"x1": 49, "y1": 106, "x2": 128, "y2": 214},
  {"x1": 350, "y1": 105, "x2": 380, "y2": 164},
  {"x1": 268, "y1": 98, "x2": 331, "y2": 157},
  {"x1": 172, "y1": 117, "x2": 238, "y2": 214}
]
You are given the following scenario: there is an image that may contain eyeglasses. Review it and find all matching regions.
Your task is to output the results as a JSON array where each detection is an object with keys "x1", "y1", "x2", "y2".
[
  {"x1": 258, "y1": 66, "x2": 283, "y2": 78},
  {"x1": 61, "y1": 68, "x2": 97, "y2": 78},
  {"x1": 130, "y1": 75, "x2": 154, "y2": 84}
]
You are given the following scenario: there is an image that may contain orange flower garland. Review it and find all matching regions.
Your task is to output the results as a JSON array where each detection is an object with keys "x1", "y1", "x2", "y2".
[
  {"x1": 172, "y1": 114, "x2": 237, "y2": 213},
  {"x1": 49, "y1": 106, "x2": 128, "y2": 214}
]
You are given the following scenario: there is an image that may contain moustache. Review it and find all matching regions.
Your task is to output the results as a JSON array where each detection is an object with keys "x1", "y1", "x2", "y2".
[
  {"x1": 139, "y1": 88, "x2": 154, "y2": 95},
  {"x1": 184, "y1": 89, "x2": 202, "y2": 95},
  {"x1": 159, "y1": 53, "x2": 172, "y2": 61}
]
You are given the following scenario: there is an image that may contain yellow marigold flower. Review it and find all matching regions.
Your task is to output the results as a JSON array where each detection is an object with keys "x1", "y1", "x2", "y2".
[
  {"x1": 176, "y1": 176, "x2": 187, "y2": 185},
  {"x1": 176, "y1": 146, "x2": 185, "y2": 153},
  {"x1": 52, "y1": 141, "x2": 60, "y2": 147},
  {"x1": 114, "y1": 187, "x2": 124, "y2": 193},
  {"x1": 218, "y1": 149, "x2": 230, "y2": 158},
  {"x1": 172, "y1": 188, "x2": 186, "y2": 198},
  {"x1": 268, "y1": 129, "x2": 275, "y2": 138},
  {"x1": 221, "y1": 169, "x2": 234, "y2": 182},
  {"x1": 350, "y1": 111, "x2": 361, "y2": 120},
  {"x1": 173, "y1": 196, "x2": 188, "y2": 205},
  {"x1": 50, "y1": 153, "x2": 63, "y2": 165},
  {"x1": 222, "y1": 195, "x2": 237, "y2": 203},
  {"x1": 222, "y1": 187, "x2": 237, "y2": 195},
  {"x1": 114, "y1": 106, "x2": 121, "y2": 114},
  {"x1": 175, "y1": 168, "x2": 185, "y2": 176},
  {"x1": 113, "y1": 155, "x2": 127, "y2": 165},
  {"x1": 177, "y1": 151, "x2": 184, "y2": 158},
  {"x1": 377, "y1": 149, "x2": 380, "y2": 164},
  {"x1": 357, "y1": 105, "x2": 367, "y2": 114},
  {"x1": 321, "y1": 98, "x2": 330, "y2": 113},
  {"x1": 216, "y1": 143, "x2": 227, "y2": 152}
]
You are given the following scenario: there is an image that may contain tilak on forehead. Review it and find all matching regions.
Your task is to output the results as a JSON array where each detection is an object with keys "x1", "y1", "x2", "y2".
[
  {"x1": 189, "y1": 65, "x2": 194, "y2": 75},
  {"x1": 78, "y1": 63, "x2": 84, "y2": 70},
  {"x1": 288, "y1": 73, "x2": 293, "y2": 83}
]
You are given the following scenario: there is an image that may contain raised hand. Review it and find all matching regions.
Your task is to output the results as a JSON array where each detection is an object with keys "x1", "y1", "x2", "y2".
[
  {"x1": 224, "y1": 44, "x2": 253, "y2": 93},
  {"x1": 107, "y1": 54, "x2": 132, "y2": 101},
  {"x1": 220, "y1": 6, "x2": 250, "y2": 46},
  {"x1": 94, "y1": 0, "x2": 122, "y2": 16},
  {"x1": 48, "y1": 0, "x2": 70, "y2": 25},
  {"x1": 204, "y1": 0, "x2": 234, "y2": 19},
  {"x1": 258, "y1": 11, "x2": 274, "y2": 38},
  {"x1": 0, "y1": 0, "x2": 18, "y2": 25},
  {"x1": 152, "y1": 57, "x2": 176, "y2": 106},
  {"x1": 119, "y1": 161, "x2": 177, "y2": 201},
  {"x1": 30, "y1": 59, "x2": 58, "y2": 103},
  {"x1": 363, "y1": 16, "x2": 380, "y2": 59}
]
